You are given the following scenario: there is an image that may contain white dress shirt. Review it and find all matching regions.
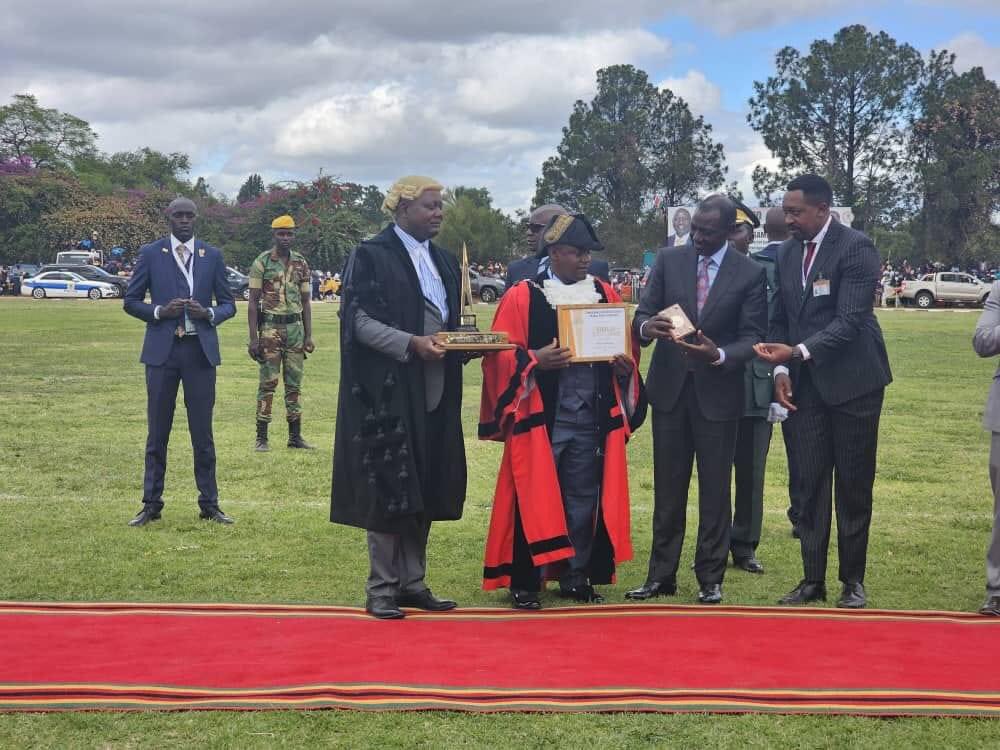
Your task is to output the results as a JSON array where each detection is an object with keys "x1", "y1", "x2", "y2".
[
  {"x1": 153, "y1": 235, "x2": 214, "y2": 326},
  {"x1": 774, "y1": 215, "x2": 834, "y2": 377},
  {"x1": 393, "y1": 224, "x2": 449, "y2": 321}
]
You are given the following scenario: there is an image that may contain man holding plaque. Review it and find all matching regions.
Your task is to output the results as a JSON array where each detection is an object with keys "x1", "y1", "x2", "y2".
[
  {"x1": 626, "y1": 195, "x2": 767, "y2": 605},
  {"x1": 480, "y1": 214, "x2": 646, "y2": 609},
  {"x1": 331, "y1": 175, "x2": 468, "y2": 620}
]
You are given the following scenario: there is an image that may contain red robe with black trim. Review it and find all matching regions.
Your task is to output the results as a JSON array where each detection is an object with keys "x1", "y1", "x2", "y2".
[{"x1": 479, "y1": 277, "x2": 645, "y2": 591}]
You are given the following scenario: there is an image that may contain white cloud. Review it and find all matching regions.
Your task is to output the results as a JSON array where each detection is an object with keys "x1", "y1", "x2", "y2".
[
  {"x1": 659, "y1": 70, "x2": 722, "y2": 114},
  {"x1": 941, "y1": 33, "x2": 1000, "y2": 80},
  {"x1": 276, "y1": 85, "x2": 410, "y2": 157},
  {"x1": 446, "y1": 30, "x2": 670, "y2": 126},
  {"x1": 1, "y1": 1, "x2": 871, "y2": 214}
]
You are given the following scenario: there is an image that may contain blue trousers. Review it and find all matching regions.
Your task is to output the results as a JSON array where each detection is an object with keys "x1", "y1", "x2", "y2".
[{"x1": 142, "y1": 336, "x2": 218, "y2": 511}]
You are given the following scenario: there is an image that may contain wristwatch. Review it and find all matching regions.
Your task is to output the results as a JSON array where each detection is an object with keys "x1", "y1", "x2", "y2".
[{"x1": 789, "y1": 346, "x2": 803, "y2": 362}]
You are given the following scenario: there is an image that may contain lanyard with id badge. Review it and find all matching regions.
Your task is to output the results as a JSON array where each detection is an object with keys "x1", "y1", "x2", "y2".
[{"x1": 813, "y1": 273, "x2": 831, "y2": 297}]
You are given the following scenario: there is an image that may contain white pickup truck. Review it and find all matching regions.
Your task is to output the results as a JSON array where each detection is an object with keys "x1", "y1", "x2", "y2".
[{"x1": 899, "y1": 272, "x2": 992, "y2": 309}]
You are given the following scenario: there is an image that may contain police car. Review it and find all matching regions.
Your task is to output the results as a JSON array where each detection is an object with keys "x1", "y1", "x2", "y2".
[{"x1": 21, "y1": 271, "x2": 119, "y2": 300}]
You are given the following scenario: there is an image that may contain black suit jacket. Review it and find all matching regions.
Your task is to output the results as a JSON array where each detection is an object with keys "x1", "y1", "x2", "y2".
[
  {"x1": 634, "y1": 244, "x2": 767, "y2": 421},
  {"x1": 505, "y1": 255, "x2": 610, "y2": 288},
  {"x1": 768, "y1": 221, "x2": 892, "y2": 405}
]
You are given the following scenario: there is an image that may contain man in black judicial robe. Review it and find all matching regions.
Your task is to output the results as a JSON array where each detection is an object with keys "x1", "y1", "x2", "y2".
[{"x1": 331, "y1": 176, "x2": 468, "y2": 620}]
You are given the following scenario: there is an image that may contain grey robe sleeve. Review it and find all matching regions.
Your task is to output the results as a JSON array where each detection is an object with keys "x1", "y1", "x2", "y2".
[{"x1": 354, "y1": 308, "x2": 412, "y2": 362}]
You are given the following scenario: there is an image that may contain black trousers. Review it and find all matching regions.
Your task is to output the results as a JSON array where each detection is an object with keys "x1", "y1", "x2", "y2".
[
  {"x1": 648, "y1": 374, "x2": 739, "y2": 585},
  {"x1": 142, "y1": 336, "x2": 218, "y2": 511},
  {"x1": 731, "y1": 416, "x2": 773, "y2": 558},
  {"x1": 783, "y1": 368, "x2": 884, "y2": 584}
]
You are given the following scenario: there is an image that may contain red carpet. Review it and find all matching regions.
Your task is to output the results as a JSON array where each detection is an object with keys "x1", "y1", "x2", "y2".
[{"x1": 2, "y1": 600, "x2": 999, "y2": 716}]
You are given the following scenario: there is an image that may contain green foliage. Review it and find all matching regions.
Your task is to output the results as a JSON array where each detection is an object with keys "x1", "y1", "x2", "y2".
[
  {"x1": 195, "y1": 175, "x2": 382, "y2": 272},
  {"x1": 75, "y1": 148, "x2": 191, "y2": 195},
  {"x1": 535, "y1": 64, "x2": 726, "y2": 215},
  {"x1": 237, "y1": 173, "x2": 265, "y2": 204},
  {"x1": 868, "y1": 225, "x2": 915, "y2": 261},
  {"x1": 0, "y1": 93, "x2": 98, "y2": 169},
  {"x1": 751, "y1": 165, "x2": 792, "y2": 207},
  {"x1": 748, "y1": 25, "x2": 923, "y2": 228},
  {"x1": 0, "y1": 170, "x2": 92, "y2": 262},
  {"x1": 437, "y1": 187, "x2": 518, "y2": 262},
  {"x1": 192, "y1": 176, "x2": 212, "y2": 198},
  {"x1": 41, "y1": 191, "x2": 169, "y2": 259},
  {"x1": 909, "y1": 52, "x2": 1000, "y2": 264},
  {"x1": 534, "y1": 65, "x2": 725, "y2": 264}
]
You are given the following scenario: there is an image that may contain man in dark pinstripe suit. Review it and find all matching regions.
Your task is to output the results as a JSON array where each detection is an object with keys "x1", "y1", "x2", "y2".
[{"x1": 755, "y1": 175, "x2": 892, "y2": 609}]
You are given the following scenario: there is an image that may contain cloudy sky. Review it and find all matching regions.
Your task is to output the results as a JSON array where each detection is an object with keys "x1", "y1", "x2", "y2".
[{"x1": 3, "y1": 1, "x2": 997, "y2": 212}]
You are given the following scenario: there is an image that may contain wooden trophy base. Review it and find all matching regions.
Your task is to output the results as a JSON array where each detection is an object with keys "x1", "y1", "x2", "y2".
[{"x1": 435, "y1": 329, "x2": 515, "y2": 351}]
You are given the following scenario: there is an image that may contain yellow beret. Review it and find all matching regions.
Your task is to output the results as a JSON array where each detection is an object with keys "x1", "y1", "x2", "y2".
[
  {"x1": 382, "y1": 175, "x2": 444, "y2": 215},
  {"x1": 271, "y1": 215, "x2": 296, "y2": 229}
]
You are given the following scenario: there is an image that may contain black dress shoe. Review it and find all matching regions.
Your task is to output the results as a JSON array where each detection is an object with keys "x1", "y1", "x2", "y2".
[
  {"x1": 128, "y1": 507, "x2": 161, "y2": 527},
  {"x1": 199, "y1": 507, "x2": 235, "y2": 524},
  {"x1": 837, "y1": 582, "x2": 867, "y2": 609},
  {"x1": 624, "y1": 579, "x2": 677, "y2": 600},
  {"x1": 558, "y1": 584, "x2": 604, "y2": 603},
  {"x1": 366, "y1": 596, "x2": 404, "y2": 620},
  {"x1": 396, "y1": 589, "x2": 457, "y2": 611},
  {"x1": 778, "y1": 580, "x2": 827, "y2": 605},
  {"x1": 733, "y1": 555, "x2": 764, "y2": 574},
  {"x1": 979, "y1": 595, "x2": 1000, "y2": 616},
  {"x1": 511, "y1": 591, "x2": 542, "y2": 610},
  {"x1": 697, "y1": 583, "x2": 722, "y2": 604}
]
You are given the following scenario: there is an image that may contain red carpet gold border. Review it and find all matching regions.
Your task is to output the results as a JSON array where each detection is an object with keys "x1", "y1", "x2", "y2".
[{"x1": 2, "y1": 600, "x2": 998, "y2": 716}]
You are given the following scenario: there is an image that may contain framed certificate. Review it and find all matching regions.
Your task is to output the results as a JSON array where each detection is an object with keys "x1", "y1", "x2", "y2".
[{"x1": 557, "y1": 303, "x2": 632, "y2": 363}]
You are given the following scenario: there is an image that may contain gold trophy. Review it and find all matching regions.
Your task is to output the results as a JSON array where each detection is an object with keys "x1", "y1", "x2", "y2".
[{"x1": 435, "y1": 243, "x2": 513, "y2": 350}]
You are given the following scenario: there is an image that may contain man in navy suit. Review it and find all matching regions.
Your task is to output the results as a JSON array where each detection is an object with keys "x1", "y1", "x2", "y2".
[
  {"x1": 505, "y1": 204, "x2": 610, "y2": 287},
  {"x1": 124, "y1": 197, "x2": 237, "y2": 526}
]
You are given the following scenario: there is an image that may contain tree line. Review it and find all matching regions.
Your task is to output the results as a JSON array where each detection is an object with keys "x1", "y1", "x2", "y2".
[{"x1": 1, "y1": 24, "x2": 997, "y2": 269}]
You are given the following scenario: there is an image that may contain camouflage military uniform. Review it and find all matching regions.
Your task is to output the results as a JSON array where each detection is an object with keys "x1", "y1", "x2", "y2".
[{"x1": 249, "y1": 249, "x2": 312, "y2": 423}]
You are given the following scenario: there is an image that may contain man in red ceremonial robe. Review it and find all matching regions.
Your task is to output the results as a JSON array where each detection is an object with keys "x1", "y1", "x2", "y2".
[{"x1": 479, "y1": 214, "x2": 646, "y2": 609}]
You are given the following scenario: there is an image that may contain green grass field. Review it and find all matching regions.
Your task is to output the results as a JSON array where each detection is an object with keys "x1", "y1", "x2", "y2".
[{"x1": 1, "y1": 297, "x2": 998, "y2": 747}]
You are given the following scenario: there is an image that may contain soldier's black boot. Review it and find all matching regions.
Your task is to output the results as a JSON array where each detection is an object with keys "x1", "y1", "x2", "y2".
[
  {"x1": 255, "y1": 420, "x2": 270, "y2": 452},
  {"x1": 287, "y1": 419, "x2": 315, "y2": 449}
]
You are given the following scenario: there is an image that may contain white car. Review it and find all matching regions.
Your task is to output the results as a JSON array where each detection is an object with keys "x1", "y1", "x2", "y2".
[{"x1": 21, "y1": 271, "x2": 118, "y2": 300}]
